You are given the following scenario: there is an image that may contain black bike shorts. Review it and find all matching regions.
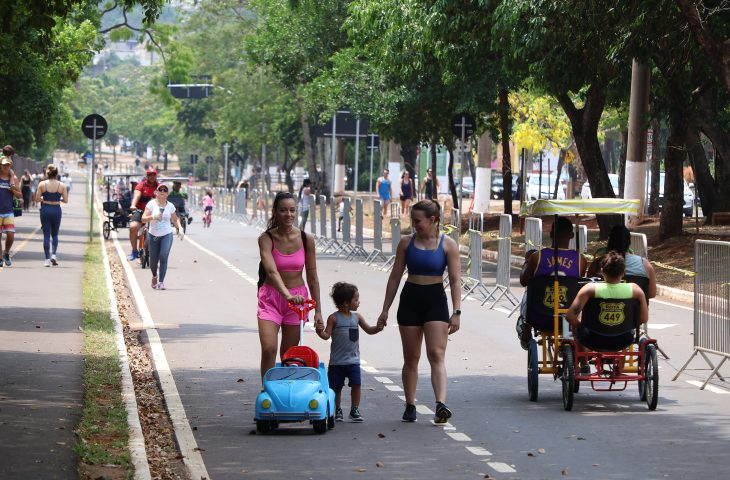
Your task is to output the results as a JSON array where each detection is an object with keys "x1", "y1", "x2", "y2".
[
  {"x1": 397, "y1": 282, "x2": 450, "y2": 326},
  {"x1": 130, "y1": 209, "x2": 143, "y2": 223}
]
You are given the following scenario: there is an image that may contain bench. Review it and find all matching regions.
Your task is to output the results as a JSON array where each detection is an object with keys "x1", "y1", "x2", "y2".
[{"x1": 711, "y1": 212, "x2": 730, "y2": 225}]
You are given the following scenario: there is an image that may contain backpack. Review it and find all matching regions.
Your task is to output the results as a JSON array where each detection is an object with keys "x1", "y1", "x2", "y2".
[{"x1": 257, "y1": 229, "x2": 308, "y2": 289}]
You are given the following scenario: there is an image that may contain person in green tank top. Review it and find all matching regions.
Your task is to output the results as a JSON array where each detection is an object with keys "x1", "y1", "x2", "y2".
[{"x1": 566, "y1": 251, "x2": 648, "y2": 356}]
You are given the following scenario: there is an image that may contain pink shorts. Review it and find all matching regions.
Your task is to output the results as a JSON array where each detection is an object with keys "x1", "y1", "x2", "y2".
[{"x1": 257, "y1": 284, "x2": 310, "y2": 326}]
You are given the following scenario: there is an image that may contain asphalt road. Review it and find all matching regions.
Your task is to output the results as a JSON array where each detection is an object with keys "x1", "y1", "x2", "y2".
[{"x1": 110, "y1": 210, "x2": 730, "y2": 480}]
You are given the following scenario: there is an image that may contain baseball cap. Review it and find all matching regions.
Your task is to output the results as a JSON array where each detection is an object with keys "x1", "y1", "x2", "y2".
[
  {"x1": 146, "y1": 167, "x2": 158, "y2": 174},
  {"x1": 0, "y1": 157, "x2": 12, "y2": 165}
]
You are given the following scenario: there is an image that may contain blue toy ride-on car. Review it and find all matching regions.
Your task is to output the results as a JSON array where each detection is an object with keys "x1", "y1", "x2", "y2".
[{"x1": 255, "y1": 299, "x2": 336, "y2": 434}]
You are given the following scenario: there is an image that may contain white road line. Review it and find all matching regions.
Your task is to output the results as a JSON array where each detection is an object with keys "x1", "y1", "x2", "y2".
[
  {"x1": 416, "y1": 404, "x2": 434, "y2": 415},
  {"x1": 385, "y1": 384, "x2": 404, "y2": 392},
  {"x1": 398, "y1": 395, "x2": 406, "y2": 402},
  {"x1": 466, "y1": 446, "x2": 492, "y2": 456},
  {"x1": 686, "y1": 380, "x2": 730, "y2": 394},
  {"x1": 494, "y1": 307, "x2": 511, "y2": 315},
  {"x1": 110, "y1": 232, "x2": 210, "y2": 480},
  {"x1": 447, "y1": 432, "x2": 472, "y2": 442},
  {"x1": 648, "y1": 323, "x2": 678, "y2": 330},
  {"x1": 362, "y1": 365, "x2": 379, "y2": 373},
  {"x1": 486, "y1": 462, "x2": 517, "y2": 473},
  {"x1": 185, "y1": 236, "x2": 257, "y2": 286},
  {"x1": 374, "y1": 376, "x2": 393, "y2": 384}
]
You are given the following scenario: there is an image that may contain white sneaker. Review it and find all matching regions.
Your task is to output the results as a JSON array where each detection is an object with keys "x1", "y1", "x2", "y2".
[
  {"x1": 50, "y1": 255, "x2": 58, "y2": 266},
  {"x1": 44, "y1": 259, "x2": 51, "y2": 267},
  {"x1": 157, "y1": 282, "x2": 166, "y2": 290}
]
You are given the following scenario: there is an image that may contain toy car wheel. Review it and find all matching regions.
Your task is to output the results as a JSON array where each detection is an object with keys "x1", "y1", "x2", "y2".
[
  {"x1": 256, "y1": 420, "x2": 273, "y2": 434},
  {"x1": 327, "y1": 408, "x2": 335, "y2": 430},
  {"x1": 561, "y1": 345, "x2": 575, "y2": 411},
  {"x1": 313, "y1": 419, "x2": 327, "y2": 434},
  {"x1": 645, "y1": 344, "x2": 659, "y2": 411},
  {"x1": 103, "y1": 221, "x2": 111, "y2": 240},
  {"x1": 527, "y1": 339, "x2": 539, "y2": 402}
]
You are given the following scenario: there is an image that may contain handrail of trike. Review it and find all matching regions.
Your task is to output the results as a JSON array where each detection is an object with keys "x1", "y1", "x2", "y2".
[{"x1": 520, "y1": 198, "x2": 641, "y2": 217}]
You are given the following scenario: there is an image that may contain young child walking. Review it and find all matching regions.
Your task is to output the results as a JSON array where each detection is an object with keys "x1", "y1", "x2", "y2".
[{"x1": 316, "y1": 282, "x2": 382, "y2": 422}]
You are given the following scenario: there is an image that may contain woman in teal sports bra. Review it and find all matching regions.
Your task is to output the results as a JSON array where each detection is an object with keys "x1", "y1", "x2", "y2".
[{"x1": 377, "y1": 199, "x2": 462, "y2": 424}]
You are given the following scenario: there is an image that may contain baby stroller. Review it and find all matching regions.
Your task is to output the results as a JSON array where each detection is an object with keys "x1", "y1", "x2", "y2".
[{"x1": 102, "y1": 200, "x2": 129, "y2": 240}]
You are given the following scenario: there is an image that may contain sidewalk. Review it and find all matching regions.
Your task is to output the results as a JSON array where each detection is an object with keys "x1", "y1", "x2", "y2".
[{"x1": 0, "y1": 172, "x2": 88, "y2": 479}]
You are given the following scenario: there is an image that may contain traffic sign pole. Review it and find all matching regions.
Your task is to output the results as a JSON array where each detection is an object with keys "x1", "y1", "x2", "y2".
[
  {"x1": 354, "y1": 119, "x2": 360, "y2": 198},
  {"x1": 90, "y1": 119, "x2": 96, "y2": 240},
  {"x1": 369, "y1": 134, "x2": 375, "y2": 195}
]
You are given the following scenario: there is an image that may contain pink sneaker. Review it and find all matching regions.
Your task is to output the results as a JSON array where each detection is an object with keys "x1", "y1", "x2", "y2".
[{"x1": 151, "y1": 276, "x2": 158, "y2": 289}]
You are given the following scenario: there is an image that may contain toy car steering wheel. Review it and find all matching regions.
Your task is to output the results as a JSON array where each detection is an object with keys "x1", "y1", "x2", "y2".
[
  {"x1": 281, "y1": 357, "x2": 307, "y2": 367},
  {"x1": 287, "y1": 299, "x2": 317, "y2": 320}
]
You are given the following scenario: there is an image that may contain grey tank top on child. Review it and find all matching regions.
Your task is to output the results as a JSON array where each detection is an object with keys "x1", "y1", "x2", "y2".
[{"x1": 329, "y1": 311, "x2": 360, "y2": 366}]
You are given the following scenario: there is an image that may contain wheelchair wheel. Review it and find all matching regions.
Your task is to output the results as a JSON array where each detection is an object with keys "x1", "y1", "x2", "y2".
[
  {"x1": 103, "y1": 221, "x2": 111, "y2": 240},
  {"x1": 561, "y1": 345, "x2": 575, "y2": 411},
  {"x1": 527, "y1": 339, "x2": 539, "y2": 402},
  {"x1": 645, "y1": 344, "x2": 659, "y2": 410}
]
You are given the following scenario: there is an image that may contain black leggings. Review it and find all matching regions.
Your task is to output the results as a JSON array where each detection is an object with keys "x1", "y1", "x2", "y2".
[{"x1": 397, "y1": 282, "x2": 450, "y2": 326}]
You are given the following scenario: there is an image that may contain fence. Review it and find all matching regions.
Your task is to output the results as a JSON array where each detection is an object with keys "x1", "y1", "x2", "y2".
[
  {"x1": 365, "y1": 199, "x2": 387, "y2": 265},
  {"x1": 524, "y1": 217, "x2": 542, "y2": 253},
  {"x1": 449, "y1": 208, "x2": 461, "y2": 244},
  {"x1": 483, "y1": 213, "x2": 519, "y2": 313},
  {"x1": 347, "y1": 198, "x2": 368, "y2": 260},
  {"x1": 382, "y1": 203, "x2": 401, "y2": 270},
  {"x1": 673, "y1": 240, "x2": 730, "y2": 389},
  {"x1": 630, "y1": 232, "x2": 648, "y2": 258}
]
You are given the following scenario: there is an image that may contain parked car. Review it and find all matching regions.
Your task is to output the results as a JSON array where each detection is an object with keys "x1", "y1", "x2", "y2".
[
  {"x1": 652, "y1": 172, "x2": 695, "y2": 217},
  {"x1": 490, "y1": 173, "x2": 519, "y2": 200},
  {"x1": 527, "y1": 174, "x2": 565, "y2": 201},
  {"x1": 581, "y1": 173, "x2": 620, "y2": 199}
]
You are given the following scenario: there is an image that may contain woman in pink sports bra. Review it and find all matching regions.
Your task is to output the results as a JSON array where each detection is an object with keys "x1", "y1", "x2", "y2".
[{"x1": 257, "y1": 191, "x2": 323, "y2": 379}]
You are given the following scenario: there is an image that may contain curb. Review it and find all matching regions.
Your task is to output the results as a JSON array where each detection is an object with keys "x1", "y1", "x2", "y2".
[{"x1": 95, "y1": 206, "x2": 152, "y2": 480}]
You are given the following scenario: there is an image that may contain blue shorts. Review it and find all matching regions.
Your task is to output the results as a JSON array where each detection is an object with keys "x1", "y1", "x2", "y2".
[{"x1": 328, "y1": 364, "x2": 361, "y2": 390}]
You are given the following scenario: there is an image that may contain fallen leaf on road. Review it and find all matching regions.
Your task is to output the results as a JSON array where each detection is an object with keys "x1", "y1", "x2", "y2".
[
  {"x1": 377, "y1": 433, "x2": 386, "y2": 438},
  {"x1": 376, "y1": 462, "x2": 384, "y2": 468},
  {"x1": 356, "y1": 468, "x2": 367, "y2": 472},
  {"x1": 527, "y1": 452, "x2": 535, "y2": 457},
  {"x1": 237, "y1": 378, "x2": 244, "y2": 383},
  {"x1": 193, "y1": 447, "x2": 205, "y2": 452},
  {"x1": 484, "y1": 475, "x2": 494, "y2": 479},
  {"x1": 562, "y1": 467, "x2": 569, "y2": 476},
  {"x1": 577, "y1": 437, "x2": 586, "y2": 440},
  {"x1": 538, "y1": 448, "x2": 546, "y2": 454},
  {"x1": 592, "y1": 464, "x2": 600, "y2": 467},
  {"x1": 513, "y1": 430, "x2": 520, "y2": 433}
]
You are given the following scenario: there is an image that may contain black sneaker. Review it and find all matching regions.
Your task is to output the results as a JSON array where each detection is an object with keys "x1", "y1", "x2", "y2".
[
  {"x1": 402, "y1": 404, "x2": 417, "y2": 422},
  {"x1": 434, "y1": 402, "x2": 452, "y2": 424},
  {"x1": 3, "y1": 254, "x2": 11, "y2": 267},
  {"x1": 349, "y1": 406, "x2": 364, "y2": 422},
  {"x1": 516, "y1": 317, "x2": 532, "y2": 351},
  {"x1": 335, "y1": 408, "x2": 344, "y2": 422}
]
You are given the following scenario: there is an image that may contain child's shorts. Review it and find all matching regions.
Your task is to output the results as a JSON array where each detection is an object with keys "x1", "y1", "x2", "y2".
[
  {"x1": 328, "y1": 364, "x2": 361, "y2": 390},
  {"x1": 257, "y1": 283, "x2": 309, "y2": 326},
  {"x1": 0, "y1": 213, "x2": 15, "y2": 233}
]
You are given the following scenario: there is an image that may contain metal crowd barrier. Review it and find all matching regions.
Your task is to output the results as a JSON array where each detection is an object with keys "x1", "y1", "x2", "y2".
[
  {"x1": 630, "y1": 232, "x2": 648, "y2": 258},
  {"x1": 673, "y1": 240, "x2": 730, "y2": 389},
  {"x1": 524, "y1": 217, "x2": 542, "y2": 253},
  {"x1": 334, "y1": 197, "x2": 354, "y2": 256},
  {"x1": 346, "y1": 198, "x2": 369, "y2": 260},
  {"x1": 307, "y1": 194, "x2": 317, "y2": 236},
  {"x1": 365, "y1": 199, "x2": 387, "y2": 265},
  {"x1": 449, "y1": 208, "x2": 461, "y2": 244},
  {"x1": 483, "y1": 213, "x2": 519, "y2": 313},
  {"x1": 315, "y1": 195, "x2": 328, "y2": 248},
  {"x1": 382, "y1": 203, "x2": 401, "y2": 270},
  {"x1": 568, "y1": 225, "x2": 588, "y2": 254},
  {"x1": 462, "y1": 213, "x2": 489, "y2": 301}
]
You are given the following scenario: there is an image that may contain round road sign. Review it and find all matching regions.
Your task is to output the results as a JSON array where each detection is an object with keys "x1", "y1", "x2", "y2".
[{"x1": 81, "y1": 114, "x2": 108, "y2": 140}]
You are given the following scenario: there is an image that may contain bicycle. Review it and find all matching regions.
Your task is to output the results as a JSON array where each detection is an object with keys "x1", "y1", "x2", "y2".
[
  {"x1": 138, "y1": 223, "x2": 149, "y2": 269},
  {"x1": 203, "y1": 208, "x2": 212, "y2": 228}
]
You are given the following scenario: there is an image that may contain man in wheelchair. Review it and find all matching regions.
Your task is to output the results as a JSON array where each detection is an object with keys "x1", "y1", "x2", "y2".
[
  {"x1": 516, "y1": 217, "x2": 587, "y2": 349},
  {"x1": 168, "y1": 181, "x2": 193, "y2": 225},
  {"x1": 566, "y1": 251, "x2": 648, "y2": 356}
]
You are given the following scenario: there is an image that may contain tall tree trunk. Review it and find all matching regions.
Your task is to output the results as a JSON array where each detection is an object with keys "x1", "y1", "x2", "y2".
[
  {"x1": 618, "y1": 129, "x2": 628, "y2": 197},
  {"x1": 685, "y1": 127, "x2": 716, "y2": 222},
  {"x1": 659, "y1": 118, "x2": 688, "y2": 240},
  {"x1": 498, "y1": 88, "x2": 513, "y2": 214},
  {"x1": 401, "y1": 143, "x2": 417, "y2": 178},
  {"x1": 648, "y1": 121, "x2": 662, "y2": 215},
  {"x1": 447, "y1": 146, "x2": 458, "y2": 209},
  {"x1": 553, "y1": 149, "x2": 565, "y2": 200},
  {"x1": 430, "y1": 139, "x2": 438, "y2": 199},
  {"x1": 300, "y1": 110, "x2": 318, "y2": 193},
  {"x1": 556, "y1": 86, "x2": 619, "y2": 238}
]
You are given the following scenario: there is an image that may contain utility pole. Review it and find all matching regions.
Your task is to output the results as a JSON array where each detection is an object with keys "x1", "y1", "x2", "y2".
[{"x1": 223, "y1": 141, "x2": 230, "y2": 189}]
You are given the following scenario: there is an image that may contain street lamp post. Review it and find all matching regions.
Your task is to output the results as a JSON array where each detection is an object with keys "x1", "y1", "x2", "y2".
[{"x1": 223, "y1": 142, "x2": 230, "y2": 189}]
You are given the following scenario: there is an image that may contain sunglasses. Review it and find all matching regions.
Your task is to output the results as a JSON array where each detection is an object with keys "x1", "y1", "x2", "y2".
[{"x1": 157, "y1": 188, "x2": 168, "y2": 193}]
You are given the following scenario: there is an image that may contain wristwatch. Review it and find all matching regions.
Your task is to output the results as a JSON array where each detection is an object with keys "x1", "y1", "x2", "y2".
[{"x1": 453, "y1": 309, "x2": 462, "y2": 316}]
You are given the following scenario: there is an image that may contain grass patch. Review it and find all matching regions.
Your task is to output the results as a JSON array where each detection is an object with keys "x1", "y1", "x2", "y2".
[{"x1": 75, "y1": 236, "x2": 132, "y2": 479}]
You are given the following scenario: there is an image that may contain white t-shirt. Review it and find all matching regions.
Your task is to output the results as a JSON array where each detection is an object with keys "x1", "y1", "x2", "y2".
[{"x1": 146, "y1": 199, "x2": 175, "y2": 237}]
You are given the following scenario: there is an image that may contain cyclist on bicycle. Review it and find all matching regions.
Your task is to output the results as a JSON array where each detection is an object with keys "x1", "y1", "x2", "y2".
[
  {"x1": 202, "y1": 190, "x2": 214, "y2": 227},
  {"x1": 168, "y1": 181, "x2": 192, "y2": 225},
  {"x1": 128, "y1": 168, "x2": 159, "y2": 261}
]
